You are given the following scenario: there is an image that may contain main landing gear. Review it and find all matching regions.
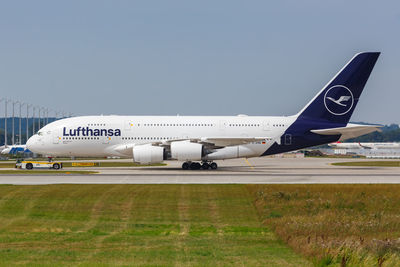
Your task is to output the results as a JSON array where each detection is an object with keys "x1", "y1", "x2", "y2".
[{"x1": 182, "y1": 161, "x2": 218, "y2": 170}]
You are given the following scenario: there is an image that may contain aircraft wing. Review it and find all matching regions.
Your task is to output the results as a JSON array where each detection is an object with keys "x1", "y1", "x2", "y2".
[
  {"x1": 310, "y1": 123, "x2": 382, "y2": 141},
  {"x1": 112, "y1": 137, "x2": 275, "y2": 156},
  {"x1": 358, "y1": 143, "x2": 373, "y2": 149},
  {"x1": 155, "y1": 137, "x2": 274, "y2": 147},
  {"x1": 193, "y1": 137, "x2": 273, "y2": 147}
]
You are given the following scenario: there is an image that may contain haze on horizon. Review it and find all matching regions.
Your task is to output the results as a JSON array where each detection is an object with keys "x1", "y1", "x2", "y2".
[{"x1": 0, "y1": 1, "x2": 399, "y2": 124}]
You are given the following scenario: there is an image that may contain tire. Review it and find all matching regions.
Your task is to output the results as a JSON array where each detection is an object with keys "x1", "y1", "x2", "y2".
[
  {"x1": 53, "y1": 163, "x2": 60, "y2": 170},
  {"x1": 182, "y1": 162, "x2": 190, "y2": 170},
  {"x1": 26, "y1": 163, "x2": 33, "y2": 170},
  {"x1": 210, "y1": 162, "x2": 218, "y2": 170},
  {"x1": 201, "y1": 163, "x2": 210, "y2": 170},
  {"x1": 190, "y1": 162, "x2": 201, "y2": 170}
]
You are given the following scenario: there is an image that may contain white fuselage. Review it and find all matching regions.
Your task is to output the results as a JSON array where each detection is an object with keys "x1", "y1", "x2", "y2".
[{"x1": 26, "y1": 115, "x2": 296, "y2": 159}]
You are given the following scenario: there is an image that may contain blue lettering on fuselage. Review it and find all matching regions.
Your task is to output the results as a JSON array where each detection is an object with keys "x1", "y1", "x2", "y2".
[{"x1": 63, "y1": 127, "x2": 121, "y2": 137}]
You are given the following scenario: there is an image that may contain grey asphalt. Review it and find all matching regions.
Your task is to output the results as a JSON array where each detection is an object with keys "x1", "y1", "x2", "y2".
[{"x1": 1, "y1": 157, "x2": 399, "y2": 184}]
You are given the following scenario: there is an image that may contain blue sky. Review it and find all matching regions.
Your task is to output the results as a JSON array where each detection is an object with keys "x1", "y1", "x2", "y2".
[{"x1": 0, "y1": 0, "x2": 399, "y2": 123}]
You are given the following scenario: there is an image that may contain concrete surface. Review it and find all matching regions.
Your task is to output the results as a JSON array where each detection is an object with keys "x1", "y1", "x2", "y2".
[{"x1": 1, "y1": 157, "x2": 400, "y2": 184}]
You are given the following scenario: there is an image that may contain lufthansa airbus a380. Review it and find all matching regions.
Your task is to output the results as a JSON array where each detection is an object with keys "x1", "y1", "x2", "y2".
[{"x1": 27, "y1": 52, "x2": 381, "y2": 170}]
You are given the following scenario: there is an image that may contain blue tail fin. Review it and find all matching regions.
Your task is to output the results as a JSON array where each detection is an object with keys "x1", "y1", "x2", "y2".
[{"x1": 297, "y1": 52, "x2": 380, "y2": 125}]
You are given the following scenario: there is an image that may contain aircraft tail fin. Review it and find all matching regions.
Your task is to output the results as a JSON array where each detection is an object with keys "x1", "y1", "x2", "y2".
[{"x1": 296, "y1": 52, "x2": 380, "y2": 125}]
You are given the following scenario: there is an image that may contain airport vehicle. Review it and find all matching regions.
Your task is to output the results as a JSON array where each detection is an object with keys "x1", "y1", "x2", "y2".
[
  {"x1": 26, "y1": 52, "x2": 381, "y2": 170},
  {"x1": 15, "y1": 159, "x2": 62, "y2": 170},
  {"x1": 329, "y1": 142, "x2": 400, "y2": 149},
  {"x1": 1, "y1": 145, "x2": 31, "y2": 155}
]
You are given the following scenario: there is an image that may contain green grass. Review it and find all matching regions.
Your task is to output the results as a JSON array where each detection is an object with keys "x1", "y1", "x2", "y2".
[
  {"x1": 332, "y1": 161, "x2": 400, "y2": 167},
  {"x1": 306, "y1": 155, "x2": 366, "y2": 159},
  {"x1": 3, "y1": 184, "x2": 398, "y2": 266},
  {"x1": 0, "y1": 170, "x2": 98, "y2": 174},
  {"x1": 0, "y1": 163, "x2": 16, "y2": 168},
  {"x1": 0, "y1": 185, "x2": 308, "y2": 266}
]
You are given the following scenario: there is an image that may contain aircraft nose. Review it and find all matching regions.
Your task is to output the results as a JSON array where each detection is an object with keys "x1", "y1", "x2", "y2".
[
  {"x1": 1, "y1": 148, "x2": 10, "y2": 155},
  {"x1": 26, "y1": 135, "x2": 39, "y2": 153}
]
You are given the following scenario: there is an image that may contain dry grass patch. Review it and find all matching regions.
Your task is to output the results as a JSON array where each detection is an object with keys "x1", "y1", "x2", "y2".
[{"x1": 248, "y1": 184, "x2": 400, "y2": 266}]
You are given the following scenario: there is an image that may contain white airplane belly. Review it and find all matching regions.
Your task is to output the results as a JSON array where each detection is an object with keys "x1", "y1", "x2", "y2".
[{"x1": 204, "y1": 143, "x2": 272, "y2": 160}]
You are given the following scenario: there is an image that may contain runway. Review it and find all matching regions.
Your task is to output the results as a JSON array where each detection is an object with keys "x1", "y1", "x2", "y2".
[{"x1": 1, "y1": 157, "x2": 400, "y2": 184}]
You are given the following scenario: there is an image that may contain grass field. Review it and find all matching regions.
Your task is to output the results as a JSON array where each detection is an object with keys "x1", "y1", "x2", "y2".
[
  {"x1": 249, "y1": 185, "x2": 400, "y2": 266},
  {"x1": 2, "y1": 184, "x2": 400, "y2": 266},
  {"x1": 332, "y1": 161, "x2": 400, "y2": 167},
  {"x1": 0, "y1": 185, "x2": 308, "y2": 266}
]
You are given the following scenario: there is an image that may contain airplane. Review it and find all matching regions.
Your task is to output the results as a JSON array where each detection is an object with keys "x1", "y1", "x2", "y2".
[
  {"x1": 0, "y1": 145, "x2": 31, "y2": 155},
  {"x1": 26, "y1": 52, "x2": 381, "y2": 170},
  {"x1": 329, "y1": 141, "x2": 400, "y2": 149}
]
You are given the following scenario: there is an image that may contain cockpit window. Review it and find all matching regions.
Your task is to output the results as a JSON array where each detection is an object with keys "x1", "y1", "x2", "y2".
[{"x1": 37, "y1": 132, "x2": 44, "y2": 136}]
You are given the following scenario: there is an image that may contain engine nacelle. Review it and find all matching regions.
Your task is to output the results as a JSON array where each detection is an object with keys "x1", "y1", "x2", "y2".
[
  {"x1": 132, "y1": 145, "x2": 165, "y2": 164},
  {"x1": 171, "y1": 141, "x2": 203, "y2": 161}
]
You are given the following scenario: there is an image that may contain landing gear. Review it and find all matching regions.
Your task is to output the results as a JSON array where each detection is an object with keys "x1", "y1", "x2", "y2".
[
  {"x1": 201, "y1": 162, "x2": 210, "y2": 169},
  {"x1": 210, "y1": 162, "x2": 218, "y2": 170},
  {"x1": 182, "y1": 162, "x2": 190, "y2": 170},
  {"x1": 181, "y1": 161, "x2": 218, "y2": 170},
  {"x1": 190, "y1": 162, "x2": 201, "y2": 170}
]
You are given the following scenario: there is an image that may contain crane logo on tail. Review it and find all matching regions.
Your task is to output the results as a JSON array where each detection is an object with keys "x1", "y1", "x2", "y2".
[{"x1": 324, "y1": 85, "x2": 354, "y2": 115}]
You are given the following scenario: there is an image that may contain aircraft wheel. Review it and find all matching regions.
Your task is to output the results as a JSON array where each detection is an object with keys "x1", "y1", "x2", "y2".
[
  {"x1": 26, "y1": 163, "x2": 33, "y2": 170},
  {"x1": 201, "y1": 163, "x2": 210, "y2": 170},
  {"x1": 210, "y1": 162, "x2": 218, "y2": 170},
  {"x1": 190, "y1": 162, "x2": 201, "y2": 170},
  {"x1": 182, "y1": 162, "x2": 190, "y2": 170}
]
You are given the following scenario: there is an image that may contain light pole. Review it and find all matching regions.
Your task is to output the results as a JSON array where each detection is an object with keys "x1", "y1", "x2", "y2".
[
  {"x1": 19, "y1": 102, "x2": 24, "y2": 144},
  {"x1": 4, "y1": 99, "x2": 10, "y2": 147},
  {"x1": 0, "y1": 98, "x2": 4, "y2": 146},
  {"x1": 45, "y1": 108, "x2": 49, "y2": 125},
  {"x1": 12, "y1": 100, "x2": 18, "y2": 145},
  {"x1": 26, "y1": 104, "x2": 31, "y2": 142},
  {"x1": 32, "y1": 106, "x2": 36, "y2": 136},
  {"x1": 38, "y1": 106, "x2": 41, "y2": 130},
  {"x1": 42, "y1": 107, "x2": 47, "y2": 127},
  {"x1": 54, "y1": 111, "x2": 59, "y2": 122}
]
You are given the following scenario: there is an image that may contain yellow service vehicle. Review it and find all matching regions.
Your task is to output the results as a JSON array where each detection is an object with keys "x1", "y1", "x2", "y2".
[{"x1": 15, "y1": 159, "x2": 62, "y2": 170}]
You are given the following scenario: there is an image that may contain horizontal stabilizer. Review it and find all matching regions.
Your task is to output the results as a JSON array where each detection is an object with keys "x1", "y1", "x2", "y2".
[{"x1": 310, "y1": 123, "x2": 382, "y2": 141}]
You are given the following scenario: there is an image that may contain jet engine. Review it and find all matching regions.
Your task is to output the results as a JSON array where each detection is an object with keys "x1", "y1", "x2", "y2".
[
  {"x1": 170, "y1": 141, "x2": 203, "y2": 161},
  {"x1": 132, "y1": 145, "x2": 165, "y2": 164}
]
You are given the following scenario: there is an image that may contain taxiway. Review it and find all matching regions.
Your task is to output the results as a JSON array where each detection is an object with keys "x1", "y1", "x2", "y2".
[{"x1": 0, "y1": 157, "x2": 399, "y2": 184}]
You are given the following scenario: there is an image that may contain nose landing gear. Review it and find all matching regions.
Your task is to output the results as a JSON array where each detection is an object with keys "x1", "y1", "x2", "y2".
[{"x1": 181, "y1": 161, "x2": 218, "y2": 170}]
